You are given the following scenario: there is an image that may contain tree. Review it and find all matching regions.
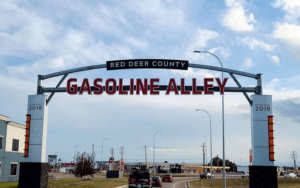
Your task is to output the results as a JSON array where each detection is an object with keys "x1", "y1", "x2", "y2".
[
  {"x1": 207, "y1": 155, "x2": 238, "y2": 172},
  {"x1": 74, "y1": 152, "x2": 95, "y2": 179}
]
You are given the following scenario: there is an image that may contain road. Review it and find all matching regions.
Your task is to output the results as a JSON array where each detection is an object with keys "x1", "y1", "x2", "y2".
[{"x1": 118, "y1": 177, "x2": 198, "y2": 188}]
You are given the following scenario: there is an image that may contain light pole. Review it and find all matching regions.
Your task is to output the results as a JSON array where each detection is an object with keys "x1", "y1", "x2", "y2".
[
  {"x1": 203, "y1": 136, "x2": 208, "y2": 172},
  {"x1": 196, "y1": 109, "x2": 213, "y2": 186},
  {"x1": 101, "y1": 138, "x2": 108, "y2": 169},
  {"x1": 153, "y1": 131, "x2": 162, "y2": 174},
  {"x1": 74, "y1": 144, "x2": 80, "y2": 162},
  {"x1": 74, "y1": 144, "x2": 80, "y2": 170},
  {"x1": 55, "y1": 151, "x2": 59, "y2": 170},
  {"x1": 194, "y1": 51, "x2": 226, "y2": 187}
]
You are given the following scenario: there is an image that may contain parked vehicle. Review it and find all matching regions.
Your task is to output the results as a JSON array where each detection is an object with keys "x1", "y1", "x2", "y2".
[
  {"x1": 284, "y1": 172, "x2": 297, "y2": 178},
  {"x1": 162, "y1": 174, "x2": 173, "y2": 182},
  {"x1": 151, "y1": 176, "x2": 162, "y2": 187},
  {"x1": 128, "y1": 168, "x2": 152, "y2": 188},
  {"x1": 241, "y1": 172, "x2": 249, "y2": 178},
  {"x1": 200, "y1": 173, "x2": 215, "y2": 179}
]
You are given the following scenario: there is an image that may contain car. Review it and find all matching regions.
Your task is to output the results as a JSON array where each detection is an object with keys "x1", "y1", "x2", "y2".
[
  {"x1": 241, "y1": 172, "x2": 249, "y2": 178},
  {"x1": 151, "y1": 176, "x2": 162, "y2": 187},
  {"x1": 200, "y1": 173, "x2": 215, "y2": 179},
  {"x1": 284, "y1": 172, "x2": 297, "y2": 178},
  {"x1": 295, "y1": 172, "x2": 300, "y2": 177},
  {"x1": 128, "y1": 168, "x2": 152, "y2": 188},
  {"x1": 162, "y1": 174, "x2": 173, "y2": 182}
]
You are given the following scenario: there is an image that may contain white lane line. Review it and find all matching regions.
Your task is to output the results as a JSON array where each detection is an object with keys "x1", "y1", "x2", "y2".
[
  {"x1": 113, "y1": 185, "x2": 127, "y2": 188},
  {"x1": 172, "y1": 182, "x2": 178, "y2": 188}
]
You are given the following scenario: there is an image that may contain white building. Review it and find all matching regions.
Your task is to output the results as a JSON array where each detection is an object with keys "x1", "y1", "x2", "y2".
[{"x1": 0, "y1": 114, "x2": 26, "y2": 182}]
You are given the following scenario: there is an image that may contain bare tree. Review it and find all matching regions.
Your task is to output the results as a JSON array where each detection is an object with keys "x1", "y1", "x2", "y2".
[{"x1": 74, "y1": 152, "x2": 95, "y2": 179}]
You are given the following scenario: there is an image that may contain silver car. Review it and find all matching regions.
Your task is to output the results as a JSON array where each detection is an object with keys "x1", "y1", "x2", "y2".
[{"x1": 284, "y1": 172, "x2": 297, "y2": 178}]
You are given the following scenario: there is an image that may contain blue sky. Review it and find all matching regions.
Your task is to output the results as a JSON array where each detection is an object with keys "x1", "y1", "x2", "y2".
[{"x1": 0, "y1": 0, "x2": 300, "y2": 167}]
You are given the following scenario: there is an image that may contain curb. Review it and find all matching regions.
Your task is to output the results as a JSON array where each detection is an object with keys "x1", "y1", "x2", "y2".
[{"x1": 187, "y1": 181, "x2": 192, "y2": 188}]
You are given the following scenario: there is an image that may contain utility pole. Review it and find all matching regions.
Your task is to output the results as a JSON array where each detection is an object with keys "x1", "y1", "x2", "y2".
[
  {"x1": 201, "y1": 143, "x2": 205, "y2": 173},
  {"x1": 291, "y1": 151, "x2": 297, "y2": 171},
  {"x1": 120, "y1": 146, "x2": 124, "y2": 171},
  {"x1": 92, "y1": 144, "x2": 95, "y2": 159},
  {"x1": 144, "y1": 146, "x2": 147, "y2": 167},
  {"x1": 109, "y1": 148, "x2": 114, "y2": 170},
  {"x1": 111, "y1": 148, "x2": 114, "y2": 158}
]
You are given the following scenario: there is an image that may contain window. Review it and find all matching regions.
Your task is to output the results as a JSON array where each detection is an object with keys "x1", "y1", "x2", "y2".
[
  {"x1": 10, "y1": 163, "x2": 17, "y2": 176},
  {"x1": 0, "y1": 136, "x2": 3, "y2": 150},
  {"x1": 12, "y1": 139, "x2": 19, "y2": 151}
]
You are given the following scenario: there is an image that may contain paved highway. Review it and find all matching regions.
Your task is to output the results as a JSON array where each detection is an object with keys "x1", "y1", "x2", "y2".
[{"x1": 117, "y1": 177, "x2": 198, "y2": 188}]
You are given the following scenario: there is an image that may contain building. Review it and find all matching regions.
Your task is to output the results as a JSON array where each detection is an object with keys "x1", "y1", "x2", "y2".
[{"x1": 0, "y1": 114, "x2": 25, "y2": 182}]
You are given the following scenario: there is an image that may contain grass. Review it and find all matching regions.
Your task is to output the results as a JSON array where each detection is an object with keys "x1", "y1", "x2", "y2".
[
  {"x1": 0, "y1": 178, "x2": 128, "y2": 188},
  {"x1": 189, "y1": 178, "x2": 300, "y2": 188}
]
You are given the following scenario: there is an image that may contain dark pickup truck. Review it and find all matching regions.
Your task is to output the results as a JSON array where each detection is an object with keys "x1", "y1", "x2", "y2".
[{"x1": 128, "y1": 168, "x2": 152, "y2": 188}]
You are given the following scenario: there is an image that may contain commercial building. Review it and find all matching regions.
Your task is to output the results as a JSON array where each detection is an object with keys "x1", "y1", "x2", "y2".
[{"x1": 0, "y1": 114, "x2": 25, "y2": 182}]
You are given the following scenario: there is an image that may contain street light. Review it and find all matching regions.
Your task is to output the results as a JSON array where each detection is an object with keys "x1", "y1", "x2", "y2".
[
  {"x1": 203, "y1": 136, "x2": 207, "y2": 172},
  {"x1": 194, "y1": 51, "x2": 226, "y2": 187},
  {"x1": 196, "y1": 109, "x2": 213, "y2": 186},
  {"x1": 153, "y1": 131, "x2": 162, "y2": 174},
  {"x1": 54, "y1": 151, "x2": 59, "y2": 170},
  {"x1": 101, "y1": 138, "x2": 108, "y2": 169},
  {"x1": 74, "y1": 144, "x2": 80, "y2": 170},
  {"x1": 74, "y1": 144, "x2": 80, "y2": 162}
]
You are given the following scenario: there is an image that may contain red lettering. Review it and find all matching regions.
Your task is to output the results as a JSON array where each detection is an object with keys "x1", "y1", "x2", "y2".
[
  {"x1": 106, "y1": 79, "x2": 117, "y2": 95},
  {"x1": 130, "y1": 79, "x2": 134, "y2": 95},
  {"x1": 181, "y1": 78, "x2": 190, "y2": 95},
  {"x1": 204, "y1": 78, "x2": 214, "y2": 95},
  {"x1": 136, "y1": 79, "x2": 148, "y2": 95},
  {"x1": 216, "y1": 78, "x2": 228, "y2": 95},
  {"x1": 93, "y1": 78, "x2": 103, "y2": 95},
  {"x1": 150, "y1": 79, "x2": 159, "y2": 95},
  {"x1": 166, "y1": 78, "x2": 179, "y2": 95},
  {"x1": 119, "y1": 79, "x2": 128, "y2": 95},
  {"x1": 192, "y1": 78, "x2": 202, "y2": 95},
  {"x1": 79, "y1": 79, "x2": 92, "y2": 95},
  {"x1": 67, "y1": 78, "x2": 77, "y2": 94}
]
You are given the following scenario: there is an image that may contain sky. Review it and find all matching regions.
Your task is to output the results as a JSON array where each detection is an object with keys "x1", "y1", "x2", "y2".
[{"x1": 0, "y1": 0, "x2": 300, "y2": 167}]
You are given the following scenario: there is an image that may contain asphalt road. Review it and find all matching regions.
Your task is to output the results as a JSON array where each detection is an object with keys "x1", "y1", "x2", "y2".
[{"x1": 119, "y1": 177, "x2": 199, "y2": 188}]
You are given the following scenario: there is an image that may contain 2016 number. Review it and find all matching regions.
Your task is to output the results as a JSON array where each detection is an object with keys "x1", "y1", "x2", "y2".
[{"x1": 29, "y1": 106, "x2": 42, "y2": 110}]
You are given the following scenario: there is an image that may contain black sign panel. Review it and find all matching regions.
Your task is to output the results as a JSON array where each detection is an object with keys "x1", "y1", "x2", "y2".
[{"x1": 106, "y1": 59, "x2": 188, "y2": 71}]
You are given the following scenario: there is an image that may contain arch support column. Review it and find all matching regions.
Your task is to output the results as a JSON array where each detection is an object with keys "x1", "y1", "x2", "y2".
[{"x1": 18, "y1": 95, "x2": 49, "y2": 188}]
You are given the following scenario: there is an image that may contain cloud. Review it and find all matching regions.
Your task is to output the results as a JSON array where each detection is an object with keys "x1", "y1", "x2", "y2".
[
  {"x1": 266, "y1": 54, "x2": 280, "y2": 65},
  {"x1": 265, "y1": 78, "x2": 281, "y2": 89},
  {"x1": 185, "y1": 29, "x2": 219, "y2": 61},
  {"x1": 273, "y1": 97, "x2": 300, "y2": 122},
  {"x1": 237, "y1": 37, "x2": 277, "y2": 51},
  {"x1": 241, "y1": 58, "x2": 253, "y2": 70},
  {"x1": 273, "y1": 22, "x2": 300, "y2": 48},
  {"x1": 272, "y1": 0, "x2": 300, "y2": 22},
  {"x1": 221, "y1": 0, "x2": 256, "y2": 32}
]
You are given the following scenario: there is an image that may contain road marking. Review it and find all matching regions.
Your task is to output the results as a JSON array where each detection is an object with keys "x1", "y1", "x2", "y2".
[
  {"x1": 113, "y1": 185, "x2": 127, "y2": 188},
  {"x1": 172, "y1": 182, "x2": 178, "y2": 188}
]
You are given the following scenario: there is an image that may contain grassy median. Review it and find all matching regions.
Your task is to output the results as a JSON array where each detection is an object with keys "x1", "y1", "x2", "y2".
[
  {"x1": 189, "y1": 178, "x2": 300, "y2": 188},
  {"x1": 0, "y1": 178, "x2": 128, "y2": 188}
]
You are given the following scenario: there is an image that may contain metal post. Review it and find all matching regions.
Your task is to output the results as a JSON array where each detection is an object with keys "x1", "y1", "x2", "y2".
[
  {"x1": 101, "y1": 138, "x2": 108, "y2": 170},
  {"x1": 74, "y1": 144, "x2": 80, "y2": 169},
  {"x1": 203, "y1": 136, "x2": 207, "y2": 172},
  {"x1": 37, "y1": 75, "x2": 43, "y2": 95},
  {"x1": 194, "y1": 51, "x2": 226, "y2": 187},
  {"x1": 196, "y1": 109, "x2": 213, "y2": 186},
  {"x1": 153, "y1": 131, "x2": 161, "y2": 174}
]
